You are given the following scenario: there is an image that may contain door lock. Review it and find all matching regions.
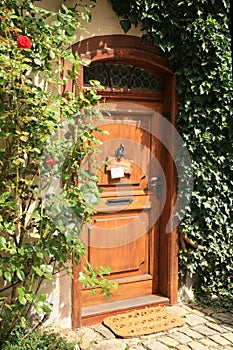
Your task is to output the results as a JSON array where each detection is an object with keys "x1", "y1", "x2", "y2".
[{"x1": 149, "y1": 176, "x2": 163, "y2": 199}]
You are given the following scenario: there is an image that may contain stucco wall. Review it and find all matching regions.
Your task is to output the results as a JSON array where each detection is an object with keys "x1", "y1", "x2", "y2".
[
  {"x1": 40, "y1": 0, "x2": 142, "y2": 41},
  {"x1": 37, "y1": 0, "x2": 142, "y2": 329}
]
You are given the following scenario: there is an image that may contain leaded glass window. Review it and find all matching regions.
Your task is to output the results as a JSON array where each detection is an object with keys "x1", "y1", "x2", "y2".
[{"x1": 84, "y1": 63, "x2": 161, "y2": 90}]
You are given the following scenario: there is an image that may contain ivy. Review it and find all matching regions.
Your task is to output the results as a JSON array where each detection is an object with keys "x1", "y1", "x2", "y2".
[{"x1": 111, "y1": 0, "x2": 233, "y2": 307}]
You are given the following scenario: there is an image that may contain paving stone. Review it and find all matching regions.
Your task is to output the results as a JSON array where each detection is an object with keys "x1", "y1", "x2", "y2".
[
  {"x1": 91, "y1": 324, "x2": 115, "y2": 339},
  {"x1": 170, "y1": 331, "x2": 192, "y2": 344},
  {"x1": 188, "y1": 341, "x2": 209, "y2": 350},
  {"x1": 192, "y1": 324, "x2": 217, "y2": 336},
  {"x1": 213, "y1": 313, "x2": 233, "y2": 324},
  {"x1": 206, "y1": 321, "x2": 228, "y2": 333},
  {"x1": 79, "y1": 328, "x2": 99, "y2": 350},
  {"x1": 205, "y1": 315, "x2": 222, "y2": 324},
  {"x1": 201, "y1": 307, "x2": 216, "y2": 316},
  {"x1": 179, "y1": 327, "x2": 203, "y2": 339},
  {"x1": 192, "y1": 305, "x2": 204, "y2": 310},
  {"x1": 140, "y1": 332, "x2": 164, "y2": 340},
  {"x1": 94, "y1": 339, "x2": 127, "y2": 350},
  {"x1": 159, "y1": 336, "x2": 180, "y2": 347},
  {"x1": 210, "y1": 334, "x2": 231, "y2": 346},
  {"x1": 128, "y1": 346, "x2": 145, "y2": 350},
  {"x1": 184, "y1": 314, "x2": 207, "y2": 326},
  {"x1": 199, "y1": 338, "x2": 220, "y2": 348},
  {"x1": 167, "y1": 327, "x2": 182, "y2": 335},
  {"x1": 176, "y1": 345, "x2": 191, "y2": 350},
  {"x1": 222, "y1": 323, "x2": 233, "y2": 332},
  {"x1": 223, "y1": 332, "x2": 233, "y2": 343},
  {"x1": 126, "y1": 338, "x2": 141, "y2": 346},
  {"x1": 142, "y1": 340, "x2": 170, "y2": 350},
  {"x1": 191, "y1": 309, "x2": 206, "y2": 317},
  {"x1": 181, "y1": 304, "x2": 195, "y2": 313},
  {"x1": 166, "y1": 305, "x2": 189, "y2": 317}
]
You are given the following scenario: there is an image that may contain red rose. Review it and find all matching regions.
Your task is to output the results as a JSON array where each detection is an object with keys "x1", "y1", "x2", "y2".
[
  {"x1": 46, "y1": 157, "x2": 56, "y2": 166},
  {"x1": 17, "y1": 35, "x2": 32, "y2": 49}
]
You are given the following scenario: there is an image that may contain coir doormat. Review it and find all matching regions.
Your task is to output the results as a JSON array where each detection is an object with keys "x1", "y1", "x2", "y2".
[{"x1": 103, "y1": 306, "x2": 185, "y2": 337}]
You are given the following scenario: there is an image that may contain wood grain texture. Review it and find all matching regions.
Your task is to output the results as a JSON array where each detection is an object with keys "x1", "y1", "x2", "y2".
[{"x1": 71, "y1": 35, "x2": 178, "y2": 328}]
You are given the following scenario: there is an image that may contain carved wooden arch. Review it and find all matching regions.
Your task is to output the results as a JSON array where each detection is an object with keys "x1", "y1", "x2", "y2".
[
  {"x1": 71, "y1": 35, "x2": 179, "y2": 328},
  {"x1": 71, "y1": 35, "x2": 177, "y2": 121},
  {"x1": 73, "y1": 35, "x2": 173, "y2": 79}
]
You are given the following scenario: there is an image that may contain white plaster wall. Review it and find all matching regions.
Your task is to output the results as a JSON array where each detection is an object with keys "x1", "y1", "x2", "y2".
[
  {"x1": 78, "y1": 0, "x2": 143, "y2": 40},
  {"x1": 36, "y1": 0, "x2": 142, "y2": 329},
  {"x1": 40, "y1": 0, "x2": 142, "y2": 42},
  {"x1": 40, "y1": 270, "x2": 72, "y2": 328}
]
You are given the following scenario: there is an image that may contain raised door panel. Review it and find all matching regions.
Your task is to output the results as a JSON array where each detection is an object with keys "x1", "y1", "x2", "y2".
[
  {"x1": 92, "y1": 108, "x2": 151, "y2": 194},
  {"x1": 87, "y1": 211, "x2": 149, "y2": 274}
]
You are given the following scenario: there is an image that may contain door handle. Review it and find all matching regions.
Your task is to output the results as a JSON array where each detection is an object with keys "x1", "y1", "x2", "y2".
[{"x1": 149, "y1": 177, "x2": 163, "y2": 199}]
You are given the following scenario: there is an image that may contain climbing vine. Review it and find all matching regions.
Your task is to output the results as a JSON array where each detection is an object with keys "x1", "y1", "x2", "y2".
[{"x1": 111, "y1": 0, "x2": 233, "y2": 307}]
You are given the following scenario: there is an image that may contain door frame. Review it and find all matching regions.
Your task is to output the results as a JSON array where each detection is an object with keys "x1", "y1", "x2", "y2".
[{"x1": 70, "y1": 35, "x2": 179, "y2": 328}]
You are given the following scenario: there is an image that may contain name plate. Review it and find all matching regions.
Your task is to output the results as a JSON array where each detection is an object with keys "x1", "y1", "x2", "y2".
[
  {"x1": 106, "y1": 156, "x2": 133, "y2": 176},
  {"x1": 111, "y1": 167, "x2": 124, "y2": 179}
]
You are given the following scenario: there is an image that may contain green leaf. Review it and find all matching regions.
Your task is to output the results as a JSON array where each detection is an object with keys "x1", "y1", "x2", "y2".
[
  {"x1": 0, "y1": 236, "x2": 6, "y2": 248},
  {"x1": 21, "y1": 316, "x2": 27, "y2": 328},
  {"x1": 34, "y1": 58, "x2": 42, "y2": 66},
  {"x1": 4, "y1": 271, "x2": 12, "y2": 282},
  {"x1": 18, "y1": 288, "x2": 27, "y2": 305},
  {"x1": 120, "y1": 19, "x2": 131, "y2": 33},
  {"x1": 16, "y1": 270, "x2": 25, "y2": 282},
  {"x1": 42, "y1": 303, "x2": 52, "y2": 313},
  {"x1": 36, "y1": 251, "x2": 44, "y2": 258},
  {"x1": 37, "y1": 294, "x2": 47, "y2": 302}
]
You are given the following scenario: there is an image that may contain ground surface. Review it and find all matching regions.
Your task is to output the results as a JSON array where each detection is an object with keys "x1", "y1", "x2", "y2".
[{"x1": 49, "y1": 303, "x2": 233, "y2": 350}]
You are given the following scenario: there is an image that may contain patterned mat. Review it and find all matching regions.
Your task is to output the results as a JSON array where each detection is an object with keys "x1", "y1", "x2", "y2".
[{"x1": 103, "y1": 306, "x2": 185, "y2": 337}]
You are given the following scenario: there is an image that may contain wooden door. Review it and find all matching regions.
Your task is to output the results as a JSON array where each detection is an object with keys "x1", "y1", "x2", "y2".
[
  {"x1": 80, "y1": 100, "x2": 166, "y2": 309},
  {"x1": 71, "y1": 35, "x2": 179, "y2": 329}
]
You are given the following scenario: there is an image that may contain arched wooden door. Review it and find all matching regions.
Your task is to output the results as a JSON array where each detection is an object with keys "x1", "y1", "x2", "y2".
[{"x1": 71, "y1": 36, "x2": 179, "y2": 327}]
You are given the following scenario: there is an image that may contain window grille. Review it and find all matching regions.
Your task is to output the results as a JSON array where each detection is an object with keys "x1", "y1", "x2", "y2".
[{"x1": 84, "y1": 63, "x2": 161, "y2": 90}]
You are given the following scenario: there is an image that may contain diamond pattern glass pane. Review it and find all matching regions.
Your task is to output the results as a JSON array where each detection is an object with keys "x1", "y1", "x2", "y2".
[
  {"x1": 107, "y1": 64, "x2": 131, "y2": 88},
  {"x1": 84, "y1": 63, "x2": 161, "y2": 90},
  {"x1": 131, "y1": 67, "x2": 161, "y2": 90},
  {"x1": 84, "y1": 64, "x2": 108, "y2": 86}
]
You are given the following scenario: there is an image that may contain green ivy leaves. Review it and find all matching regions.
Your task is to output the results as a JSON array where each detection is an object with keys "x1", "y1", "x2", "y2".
[{"x1": 111, "y1": 0, "x2": 233, "y2": 307}]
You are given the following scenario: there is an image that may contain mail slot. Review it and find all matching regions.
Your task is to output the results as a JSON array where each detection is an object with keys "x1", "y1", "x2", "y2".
[{"x1": 105, "y1": 198, "x2": 133, "y2": 205}]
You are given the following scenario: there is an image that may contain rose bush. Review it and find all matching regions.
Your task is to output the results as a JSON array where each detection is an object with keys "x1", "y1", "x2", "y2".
[{"x1": 0, "y1": 0, "x2": 114, "y2": 344}]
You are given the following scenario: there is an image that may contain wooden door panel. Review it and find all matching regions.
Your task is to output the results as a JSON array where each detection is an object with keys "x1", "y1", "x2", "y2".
[
  {"x1": 93, "y1": 113, "x2": 151, "y2": 190},
  {"x1": 82, "y1": 279, "x2": 153, "y2": 306},
  {"x1": 81, "y1": 101, "x2": 162, "y2": 308},
  {"x1": 89, "y1": 237, "x2": 147, "y2": 274},
  {"x1": 87, "y1": 211, "x2": 149, "y2": 274}
]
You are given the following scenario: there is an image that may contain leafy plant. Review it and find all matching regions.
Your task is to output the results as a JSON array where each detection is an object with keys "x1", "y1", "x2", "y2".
[
  {"x1": 111, "y1": 0, "x2": 233, "y2": 307},
  {"x1": 0, "y1": 0, "x2": 114, "y2": 343},
  {"x1": 3, "y1": 324, "x2": 78, "y2": 350}
]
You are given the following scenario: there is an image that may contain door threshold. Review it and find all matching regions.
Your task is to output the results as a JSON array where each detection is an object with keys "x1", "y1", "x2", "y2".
[{"x1": 82, "y1": 294, "x2": 169, "y2": 326}]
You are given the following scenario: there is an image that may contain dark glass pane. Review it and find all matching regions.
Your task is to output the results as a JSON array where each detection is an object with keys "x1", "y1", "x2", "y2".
[
  {"x1": 84, "y1": 63, "x2": 161, "y2": 90},
  {"x1": 84, "y1": 64, "x2": 108, "y2": 86},
  {"x1": 107, "y1": 64, "x2": 133, "y2": 88},
  {"x1": 131, "y1": 67, "x2": 161, "y2": 90}
]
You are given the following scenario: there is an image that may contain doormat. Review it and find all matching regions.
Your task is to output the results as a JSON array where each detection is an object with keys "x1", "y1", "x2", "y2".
[{"x1": 103, "y1": 306, "x2": 185, "y2": 337}]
